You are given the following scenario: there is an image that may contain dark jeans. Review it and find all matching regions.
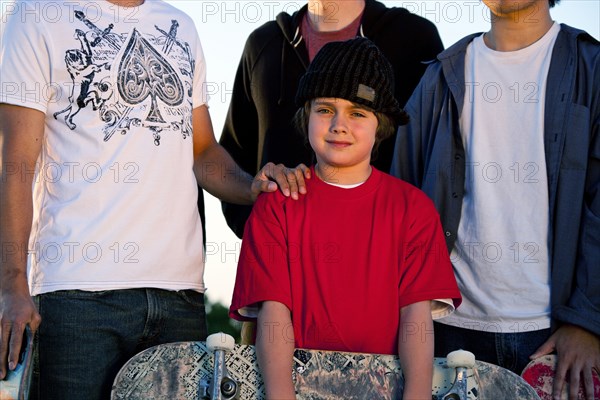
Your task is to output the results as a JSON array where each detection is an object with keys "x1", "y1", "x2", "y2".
[
  {"x1": 434, "y1": 322, "x2": 551, "y2": 374},
  {"x1": 32, "y1": 288, "x2": 207, "y2": 400}
]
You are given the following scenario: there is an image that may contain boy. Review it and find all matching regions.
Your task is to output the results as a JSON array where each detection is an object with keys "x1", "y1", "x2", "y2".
[{"x1": 230, "y1": 38, "x2": 461, "y2": 399}]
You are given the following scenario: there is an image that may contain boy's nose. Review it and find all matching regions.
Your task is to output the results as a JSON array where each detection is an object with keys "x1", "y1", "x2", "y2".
[{"x1": 330, "y1": 115, "x2": 348, "y2": 134}]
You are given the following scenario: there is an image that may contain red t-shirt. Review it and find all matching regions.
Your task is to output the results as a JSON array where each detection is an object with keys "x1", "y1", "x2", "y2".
[{"x1": 230, "y1": 168, "x2": 461, "y2": 355}]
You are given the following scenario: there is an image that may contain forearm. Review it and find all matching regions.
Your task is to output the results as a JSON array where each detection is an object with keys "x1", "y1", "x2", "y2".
[
  {"x1": 398, "y1": 301, "x2": 434, "y2": 399},
  {"x1": 0, "y1": 104, "x2": 43, "y2": 294},
  {"x1": 0, "y1": 177, "x2": 34, "y2": 293},
  {"x1": 191, "y1": 105, "x2": 256, "y2": 204},
  {"x1": 256, "y1": 301, "x2": 296, "y2": 399},
  {"x1": 193, "y1": 142, "x2": 255, "y2": 205},
  {"x1": 192, "y1": 105, "x2": 308, "y2": 207}
]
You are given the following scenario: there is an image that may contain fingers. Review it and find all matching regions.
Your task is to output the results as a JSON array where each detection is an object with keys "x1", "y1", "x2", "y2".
[
  {"x1": 0, "y1": 322, "x2": 24, "y2": 379},
  {"x1": 554, "y1": 355, "x2": 596, "y2": 400},
  {"x1": 281, "y1": 166, "x2": 305, "y2": 200},
  {"x1": 8, "y1": 323, "x2": 25, "y2": 372},
  {"x1": 531, "y1": 337, "x2": 556, "y2": 360},
  {"x1": 0, "y1": 322, "x2": 9, "y2": 379},
  {"x1": 255, "y1": 163, "x2": 311, "y2": 200},
  {"x1": 275, "y1": 164, "x2": 295, "y2": 198},
  {"x1": 568, "y1": 367, "x2": 581, "y2": 400},
  {"x1": 550, "y1": 326, "x2": 600, "y2": 400},
  {"x1": 553, "y1": 358, "x2": 568, "y2": 400},
  {"x1": 252, "y1": 179, "x2": 278, "y2": 195},
  {"x1": 294, "y1": 163, "x2": 311, "y2": 195},
  {"x1": 581, "y1": 368, "x2": 595, "y2": 400},
  {"x1": 295, "y1": 163, "x2": 311, "y2": 180},
  {"x1": 0, "y1": 300, "x2": 41, "y2": 379},
  {"x1": 30, "y1": 311, "x2": 42, "y2": 333}
]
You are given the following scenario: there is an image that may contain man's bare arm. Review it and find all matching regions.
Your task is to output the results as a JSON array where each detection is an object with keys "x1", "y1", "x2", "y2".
[
  {"x1": 191, "y1": 105, "x2": 309, "y2": 204},
  {"x1": 0, "y1": 104, "x2": 44, "y2": 379}
]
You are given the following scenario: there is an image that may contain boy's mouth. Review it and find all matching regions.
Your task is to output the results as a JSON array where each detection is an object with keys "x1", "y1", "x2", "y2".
[{"x1": 326, "y1": 140, "x2": 352, "y2": 147}]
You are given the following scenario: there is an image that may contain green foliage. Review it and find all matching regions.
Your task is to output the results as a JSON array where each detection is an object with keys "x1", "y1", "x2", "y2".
[{"x1": 206, "y1": 297, "x2": 242, "y2": 342}]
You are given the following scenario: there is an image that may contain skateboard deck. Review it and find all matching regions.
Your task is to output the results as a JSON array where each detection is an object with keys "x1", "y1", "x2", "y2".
[
  {"x1": 0, "y1": 326, "x2": 34, "y2": 400},
  {"x1": 111, "y1": 333, "x2": 540, "y2": 400},
  {"x1": 522, "y1": 355, "x2": 600, "y2": 400}
]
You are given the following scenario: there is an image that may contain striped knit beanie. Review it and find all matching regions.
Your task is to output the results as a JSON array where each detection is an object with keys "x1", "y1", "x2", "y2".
[{"x1": 295, "y1": 37, "x2": 402, "y2": 120}]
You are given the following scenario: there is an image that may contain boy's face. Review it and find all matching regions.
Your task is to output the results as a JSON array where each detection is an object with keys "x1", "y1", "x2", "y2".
[{"x1": 308, "y1": 98, "x2": 378, "y2": 180}]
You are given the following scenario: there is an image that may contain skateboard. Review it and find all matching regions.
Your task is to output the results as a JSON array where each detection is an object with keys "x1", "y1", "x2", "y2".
[
  {"x1": 0, "y1": 326, "x2": 34, "y2": 400},
  {"x1": 111, "y1": 332, "x2": 540, "y2": 400},
  {"x1": 522, "y1": 355, "x2": 600, "y2": 400}
]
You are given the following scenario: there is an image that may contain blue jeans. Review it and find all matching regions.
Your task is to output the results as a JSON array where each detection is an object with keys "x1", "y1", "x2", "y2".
[
  {"x1": 434, "y1": 322, "x2": 551, "y2": 374},
  {"x1": 32, "y1": 288, "x2": 207, "y2": 400}
]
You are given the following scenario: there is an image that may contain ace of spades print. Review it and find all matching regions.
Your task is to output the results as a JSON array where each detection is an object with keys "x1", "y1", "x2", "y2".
[{"x1": 53, "y1": 11, "x2": 196, "y2": 146}]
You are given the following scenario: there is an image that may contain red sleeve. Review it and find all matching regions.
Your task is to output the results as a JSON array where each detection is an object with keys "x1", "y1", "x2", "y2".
[
  {"x1": 229, "y1": 192, "x2": 293, "y2": 321},
  {"x1": 398, "y1": 192, "x2": 462, "y2": 310}
]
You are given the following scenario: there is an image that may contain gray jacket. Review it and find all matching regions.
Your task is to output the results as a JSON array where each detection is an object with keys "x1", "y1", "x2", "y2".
[{"x1": 391, "y1": 24, "x2": 600, "y2": 335}]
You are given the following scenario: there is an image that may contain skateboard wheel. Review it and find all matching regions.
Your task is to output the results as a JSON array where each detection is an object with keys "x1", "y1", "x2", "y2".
[
  {"x1": 207, "y1": 332, "x2": 235, "y2": 352},
  {"x1": 446, "y1": 350, "x2": 476, "y2": 368},
  {"x1": 221, "y1": 377, "x2": 238, "y2": 397}
]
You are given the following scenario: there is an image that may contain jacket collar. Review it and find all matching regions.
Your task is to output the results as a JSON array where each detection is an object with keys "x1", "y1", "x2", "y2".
[
  {"x1": 436, "y1": 33, "x2": 480, "y2": 117},
  {"x1": 436, "y1": 24, "x2": 593, "y2": 116}
]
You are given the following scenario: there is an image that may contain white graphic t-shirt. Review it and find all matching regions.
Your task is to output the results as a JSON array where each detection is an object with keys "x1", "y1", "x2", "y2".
[{"x1": 1, "y1": 0, "x2": 207, "y2": 295}]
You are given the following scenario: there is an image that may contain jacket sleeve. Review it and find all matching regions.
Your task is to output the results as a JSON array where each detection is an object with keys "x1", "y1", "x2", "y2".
[
  {"x1": 219, "y1": 38, "x2": 260, "y2": 238},
  {"x1": 553, "y1": 54, "x2": 600, "y2": 336},
  {"x1": 390, "y1": 63, "x2": 443, "y2": 187}
]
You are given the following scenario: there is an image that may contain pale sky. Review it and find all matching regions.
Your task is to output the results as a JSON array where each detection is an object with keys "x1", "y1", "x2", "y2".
[{"x1": 159, "y1": 0, "x2": 600, "y2": 306}]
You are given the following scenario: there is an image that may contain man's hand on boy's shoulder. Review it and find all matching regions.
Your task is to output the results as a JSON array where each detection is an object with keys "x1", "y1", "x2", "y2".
[{"x1": 252, "y1": 163, "x2": 311, "y2": 202}]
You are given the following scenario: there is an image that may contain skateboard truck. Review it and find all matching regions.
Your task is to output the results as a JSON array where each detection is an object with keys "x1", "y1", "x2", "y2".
[
  {"x1": 203, "y1": 333, "x2": 239, "y2": 400},
  {"x1": 440, "y1": 350, "x2": 476, "y2": 400}
]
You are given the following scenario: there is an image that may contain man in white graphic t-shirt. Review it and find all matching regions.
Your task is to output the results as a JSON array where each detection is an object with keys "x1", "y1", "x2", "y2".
[
  {"x1": 392, "y1": 1, "x2": 599, "y2": 399},
  {"x1": 0, "y1": 1, "x2": 308, "y2": 399}
]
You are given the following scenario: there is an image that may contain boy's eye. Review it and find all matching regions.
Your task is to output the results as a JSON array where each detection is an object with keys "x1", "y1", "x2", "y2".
[
  {"x1": 315, "y1": 108, "x2": 332, "y2": 114},
  {"x1": 351, "y1": 111, "x2": 367, "y2": 118}
]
